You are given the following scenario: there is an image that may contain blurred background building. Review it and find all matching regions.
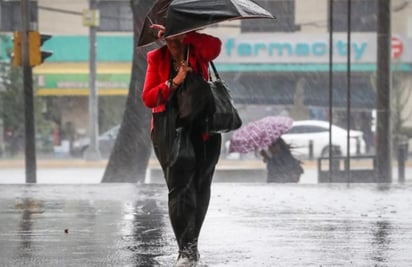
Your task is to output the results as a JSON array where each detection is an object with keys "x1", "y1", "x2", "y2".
[{"x1": 0, "y1": 0, "x2": 411, "y2": 157}]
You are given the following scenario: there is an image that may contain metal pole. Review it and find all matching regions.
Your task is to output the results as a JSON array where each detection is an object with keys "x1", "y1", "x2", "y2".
[
  {"x1": 328, "y1": 0, "x2": 334, "y2": 182},
  {"x1": 21, "y1": 0, "x2": 36, "y2": 183},
  {"x1": 0, "y1": 90, "x2": 4, "y2": 157},
  {"x1": 397, "y1": 142, "x2": 406, "y2": 183},
  {"x1": 346, "y1": 0, "x2": 352, "y2": 182},
  {"x1": 84, "y1": 0, "x2": 101, "y2": 161},
  {"x1": 0, "y1": 117, "x2": 4, "y2": 158},
  {"x1": 308, "y1": 140, "x2": 314, "y2": 160},
  {"x1": 376, "y1": 0, "x2": 392, "y2": 182},
  {"x1": 0, "y1": 26, "x2": 3, "y2": 157}
]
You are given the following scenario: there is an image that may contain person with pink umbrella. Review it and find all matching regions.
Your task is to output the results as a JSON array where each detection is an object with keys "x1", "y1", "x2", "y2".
[
  {"x1": 230, "y1": 116, "x2": 303, "y2": 183},
  {"x1": 260, "y1": 137, "x2": 304, "y2": 183}
]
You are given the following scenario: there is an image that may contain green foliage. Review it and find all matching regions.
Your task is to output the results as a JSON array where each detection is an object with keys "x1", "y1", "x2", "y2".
[
  {"x1": 98, "y1": 96, "x2": 127, "y2": 132},
  {"x1": 391, "y1": 69, "x2": 412, "y2": 139},
  {"x1": 370, "y1": 61, "x2": 412, "y2": 140},
  {"x1": 0, "y1": 63, "x2": 24, "y2": 132},
  {"x1": 0, "y1": 35, "x2": 55, "y2": 155},
  {"x1": 400, "y1": 127, "x2": 412, "y2": 139}
]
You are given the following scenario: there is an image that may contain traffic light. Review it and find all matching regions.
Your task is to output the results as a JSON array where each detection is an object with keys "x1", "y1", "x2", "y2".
[
  {"x1": 11, "y1": 31, "x2": 53, "y2": 67},
  {"x1": 28, "y1": 31, "x2": 53, "y2": 66},
  {"x1": 12, "y1": 32, "x2": 22, "y2": 67}
]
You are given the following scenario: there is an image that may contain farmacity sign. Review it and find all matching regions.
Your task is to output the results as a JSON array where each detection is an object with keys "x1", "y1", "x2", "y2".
[{"x1": 216, "y1": 33, "x2": 411, "y2": 64}]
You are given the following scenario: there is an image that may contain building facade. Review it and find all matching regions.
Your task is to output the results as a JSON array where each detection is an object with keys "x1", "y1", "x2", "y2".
[{"x1": 2, "y1": 0, "x2": 412, "y2": 147}]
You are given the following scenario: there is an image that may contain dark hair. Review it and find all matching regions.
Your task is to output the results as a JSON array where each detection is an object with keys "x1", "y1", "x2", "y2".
[
  {"x1": 275, "y1": 137, "x2": 293, "y2": 154},
  {"x1": 275, "y1": 137, "x2": 303, "y2": 171}
]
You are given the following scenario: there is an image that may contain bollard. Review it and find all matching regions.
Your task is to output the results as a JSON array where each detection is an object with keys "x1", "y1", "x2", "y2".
[
  {"x1": 397, "y1": 142, "x2": 407, "y2": 183},
  {"x1": 308, "y1": 140, "x2": 314, "y2": 160},
  {"x1": 356, "y1": 138, "x2": 361, "y2": 155},
  {"x1": 331, "y1": 145, "x2": 341, "y2": 172},
  {"x1": 0, "y1": 118, "x2": 3, "y2": 158}
]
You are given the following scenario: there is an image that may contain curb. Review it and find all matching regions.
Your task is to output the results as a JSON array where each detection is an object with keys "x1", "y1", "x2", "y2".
[{"x1": 0, "y1": 158, "x2": 408, "y2": 169}]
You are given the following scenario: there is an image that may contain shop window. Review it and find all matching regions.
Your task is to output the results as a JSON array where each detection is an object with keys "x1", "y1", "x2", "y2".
[
  {"x1": 329, "y1": 0, "x2": 377, "y2": 32},
  {"x1": 98, "y1": 0, "x2": 133, "y2": 32},
  {"x1": 0, "y1": 0, "x2": 38, "y2": 31},
  {"x1": 241, "y1": 0, "x2": 300, "y2": 32}
]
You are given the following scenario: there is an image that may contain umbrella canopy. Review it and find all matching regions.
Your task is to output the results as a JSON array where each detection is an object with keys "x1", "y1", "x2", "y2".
[
  {"x1": 229, "y1": 116, "x2": 293, "y2": 154},
  {"x1": 137, "y1": 0, "x2": 170, "y2": 47},
  {"x1": 164, "y1": 0, "x2": 276, "y2": 38}
]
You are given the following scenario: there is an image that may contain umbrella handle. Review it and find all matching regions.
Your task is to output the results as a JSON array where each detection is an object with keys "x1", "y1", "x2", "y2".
[
  {"x1": 186, "y1": 46, "x2": 190, "y2": 64},
  {"x1": 150, "y1": 23, "x2": 166, "y2": 39}
]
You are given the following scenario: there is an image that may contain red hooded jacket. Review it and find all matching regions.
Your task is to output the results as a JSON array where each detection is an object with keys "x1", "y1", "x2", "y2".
[{"x1": 142, "y1": 32, "x2": 222, "y2": 129}]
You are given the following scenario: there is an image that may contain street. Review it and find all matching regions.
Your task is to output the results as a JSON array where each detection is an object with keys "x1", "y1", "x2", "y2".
[
  {"x1": 0, "y1": 183, "x2": 412, "y2": 266},
  {"x1": 0, "y1": 1, "x2": 410, "y2": 265}
]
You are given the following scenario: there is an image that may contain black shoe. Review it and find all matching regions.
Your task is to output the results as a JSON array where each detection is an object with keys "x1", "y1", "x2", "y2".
[
  {"x1": 190, "y1": 238, "x2": 200, "y2": 261},
  {"x1": 176, "y1": 240, "x2": 199, "y2": 267},
  {"x1": 176, "y1": 250, "x2": 196, "y2": 267}
]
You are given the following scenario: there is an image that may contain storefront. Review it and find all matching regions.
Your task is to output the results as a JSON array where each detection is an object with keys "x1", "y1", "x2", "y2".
[
  {"x1": 4, "y1": 32, "x2": 411, "y2": 136},
  {"x1": 216, "y1": 33, "x2": 412, "y2": 128}
]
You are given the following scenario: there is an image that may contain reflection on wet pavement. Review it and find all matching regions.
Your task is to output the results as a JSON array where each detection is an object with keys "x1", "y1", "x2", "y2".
[{"x1": 0, "y1": 183, "x2": 411, "y2": 266}]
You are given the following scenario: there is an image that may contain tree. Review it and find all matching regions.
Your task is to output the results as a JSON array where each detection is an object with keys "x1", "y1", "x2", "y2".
[
  {"x1": 391, "y1": 62, "x2": 412, "y2": 146},
  {"x1": 101, "y1": 0, "x2": 158, "y2": 183},
  {"x1": 371, "y1": 60, "x2": 412, "y2": 150},
  {"x1": 392, "y1": 65, "x2": 412, "y2": 132},
  {"x1": 0, "y1": 59, "x2": 25, "y2": 156}
]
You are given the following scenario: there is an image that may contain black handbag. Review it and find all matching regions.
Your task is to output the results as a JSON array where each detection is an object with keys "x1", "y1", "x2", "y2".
[
  {"x1": 175, "y1": 47, "x2": 241, "y2": 133},
  {"x1": 152, "y1": 91, "x2": 180, "y2": 168},
  {"x1": 177, "y1": 70, "x2": 211, "y2": 123},
  {"x1": 205, "y1": 61, "x2": 242, "y2": 133},
  {"x1": 176, "y1": 47, "x2": 211, "y2": 124}
]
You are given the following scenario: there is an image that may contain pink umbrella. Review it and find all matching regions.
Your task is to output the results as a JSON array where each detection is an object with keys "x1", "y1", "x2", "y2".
[{"x1": 229, "y1": 116, "x2": 293, "y2": 153}]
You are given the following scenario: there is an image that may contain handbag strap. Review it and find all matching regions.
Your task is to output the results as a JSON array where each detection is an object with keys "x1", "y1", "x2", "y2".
[
  {"x1": 186, "y1": 45, "x2": 219, "y2": 81},
  {"x1": 209, "y1": 61, "x2": 220, "y2": 80},
  {"x1": 186, "y1": 45, "x2": 208, "y2": 79}
]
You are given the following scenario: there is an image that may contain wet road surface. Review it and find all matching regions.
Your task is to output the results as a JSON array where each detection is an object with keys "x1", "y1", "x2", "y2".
[{"x1": 0, "y1": 183, "x2": 412, "y2": 266}]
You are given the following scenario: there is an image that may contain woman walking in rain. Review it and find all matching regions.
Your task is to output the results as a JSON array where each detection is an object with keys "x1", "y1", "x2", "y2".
[{"x1": 142, "y1": 24, "x2": 222, "y2": 266}]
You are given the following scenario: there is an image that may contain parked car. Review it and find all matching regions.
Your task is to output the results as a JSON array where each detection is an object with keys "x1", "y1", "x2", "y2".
[
  {"x1": 72, "y1": 125, "x2": 120, "y2": 158},
  {"x1": 281, "y1": 120, "x2": 366, "y2": 158}
]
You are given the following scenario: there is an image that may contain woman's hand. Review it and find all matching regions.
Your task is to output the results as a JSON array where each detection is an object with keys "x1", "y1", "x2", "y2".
[
  {"x1": 150, "y1": 24, "x2": 166, "y2": 39},
  {"x1": 172, "y1": 61, "x2": 192, "y2": 87}
]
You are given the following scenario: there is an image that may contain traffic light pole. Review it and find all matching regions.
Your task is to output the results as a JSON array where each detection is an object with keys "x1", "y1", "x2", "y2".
[
  {"x1": 21, "y1": 0, "x2": 37, "y2": 183},
  {"x1": 84, "y1": 0, "x2": 101, "y2": 161}
]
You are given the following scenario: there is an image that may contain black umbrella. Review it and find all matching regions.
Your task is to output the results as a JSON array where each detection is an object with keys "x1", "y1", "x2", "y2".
[
  {"x1": 164, "y1": 0, "x2": 276, "y2": 38},
  {"x1": 137, "y1": 0, "x2": 171, "y2": 47}
]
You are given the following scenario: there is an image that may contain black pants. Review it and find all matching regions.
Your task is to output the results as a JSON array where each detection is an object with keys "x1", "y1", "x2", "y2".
[{"x1": 153, "y1": 128, "x2": 221, "y2": 250}]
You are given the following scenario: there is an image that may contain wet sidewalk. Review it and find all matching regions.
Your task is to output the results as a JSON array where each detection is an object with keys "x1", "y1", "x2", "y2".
[
  {"x1": 1, "y1": 158, "x2": 411, "y2": 184},
  {"x1": 1, "y1": 183, "x2": 412, "y2": 266}
]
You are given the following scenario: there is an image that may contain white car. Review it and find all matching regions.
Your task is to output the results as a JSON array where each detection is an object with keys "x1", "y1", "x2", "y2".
[
  {"x1": 72, "y1": 125, "x2": 120, "y2": 158},
  {"x1": 282, "y1": 120, "x2": 366, "y2": 158}
]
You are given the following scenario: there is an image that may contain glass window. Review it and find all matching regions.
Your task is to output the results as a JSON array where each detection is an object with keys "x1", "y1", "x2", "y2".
[
  {"x1": 241, "y1": 0, "x2": 300, "y2": 32},
  {"x1": 98, "y1": 1, "x2": 133, "y2": 32},
  {"x1": 288, "y1": 125, "x2": 328, "y2": 134},
  {"x1": 0, "y1": 1, "x2": 38, "y2": 31},
  {"x1": 304, "y1": 126, "x2": 328, "y2": 133},
  {"x1": 329, "y1": 0, "x2": 377, "y2": 32}
]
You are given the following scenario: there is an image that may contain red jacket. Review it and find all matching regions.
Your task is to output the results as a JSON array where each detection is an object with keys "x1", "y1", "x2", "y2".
[{"x1": 142, "y1": 32, "x2": 222, "y2": 116}]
